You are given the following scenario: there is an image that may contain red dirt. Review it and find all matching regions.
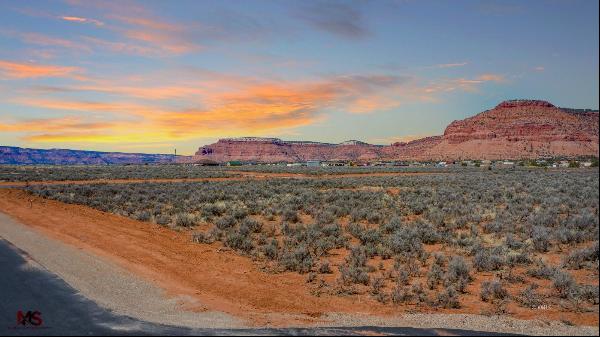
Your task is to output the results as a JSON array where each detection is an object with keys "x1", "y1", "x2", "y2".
[
  {"x1": 0, "y1": 188, "x2": 597, "y2": 327},
  {"x1": 0, "y1": 171, "x2": 440, "y2": 187},
  {"x1": 0, "y1": 177, "x2": 250, "y2": 187}
]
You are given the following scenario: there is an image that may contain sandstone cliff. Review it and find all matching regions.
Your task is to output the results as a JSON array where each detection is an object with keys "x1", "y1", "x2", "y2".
[{"x1": 194, "y1": 100, "x2": 599, "y2": 162}]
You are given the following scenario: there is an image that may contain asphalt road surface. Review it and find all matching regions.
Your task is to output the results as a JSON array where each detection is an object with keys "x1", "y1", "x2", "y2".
[{"x1": 0, "y1": 238, "x2": 519, "y2": 336}]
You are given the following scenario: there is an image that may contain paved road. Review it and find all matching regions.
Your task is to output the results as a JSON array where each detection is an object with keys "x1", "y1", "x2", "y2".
[{"x1": 0, "y1": 238, "x2": 518, "y2": 336}]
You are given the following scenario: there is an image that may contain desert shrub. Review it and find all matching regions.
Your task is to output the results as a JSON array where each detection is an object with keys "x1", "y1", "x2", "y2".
[
  {"x1": 552, "y1": 271, "x2": 576, "y2": 298},
  {"x1": 531, "y1": 226, "x2": 551, "y2": 252},
  {"x1": 348, "y1": 223, "x2": 381, "y2": 245},
  {"x1": 241, "y1": 217, "x2": 262, "y2": 233},
  {"x1": 202, "y1": 203, "x2": 224, "y2": 217},
  {"x1": 391, "y1": 285, "x2": 413, "y2": 304},
  {"x1": 527, "y1": 260, "x2": 559, "y2": 279},
  {"x1": 386, "y1": 227, "x2": 424, "y2": 257},
  {"x1": 134, "y1": 210, "x2": 152, "y2": 221},
  {"x1": 480, "y1": 280, "x2": 509, "y2": 302},
  {"x1": 575, "y1": 285, "x2": 599, "y2": 305},
  {"x1": 437, "y1": 285, "x2": 460, "y2": 308},
  {"x1": 555, "y1": 227, "x2": 585, "y2": 245},
  {"x1": 279, "y1": 244, "x2": 313, "y2": 273},
  {"x1": 473, "y1": 247, "x2": 505, "y2": 272},
  {"x1": 427, "y1": 263, "x2": 443, "y2": 290},
  {"x1": 282, "y1": 208, "x2": 299, "y2": 223},
  {"x1": 216, "y1": 215, "x2": 236, "y2": 230},
  {"x1": 370, "y1": 277, "x2": 385, "y2": 295},
  {"x1": 505, "y1": 233, "x2": 524, "y2": 250},
  {"x1": 411, "y1": 283, "x2": 428, "y2": 304},
  {"x1": 175, "y1": 213, "x2": 196, "y2": 227},
  {"x1": 155, "y1": 214, "x2": 171, "y2": 226},
  {"x1": 192, "y1": 231, "x2": 214, "y2": 244},
  {"x1": 339, "y1": 246, "x2": 370, "y2": 285},
  {"x1": 318, "y1": 261, "x2": 332, "y2": 274},
  {"x1": 315, "y1": 210, "x2": 336, "y2": 225},
  {"x1": 416, "y1": 222, "x2": 442, "y2": 244},
  {"x1": 506, "y1": 251, "x2": 532, "y2": 266},
  {"x1": 445, "y1": 256, "x2": 472, "y2": 293},
  {"x1": 225, "y1": 230, "x2": 254, "y2": 254},
  {"x1": 432, "y1": 252, "x2": 447, "y2": 267},
  {"x1": 262, "y1": 239, "x2": 279, "y2": 260},
  {"x1": 517, "y1": 284, "x2": 545, "y2": 308},
  {"x1": 231, "y1": 207, "x2": 248, "y2": 220},
  {"x1": 381, "y1": 216, "x2": 402, "y2": 234},
  {"x1": 562, "y1": 242, "x2": 599, "y2": 269}
]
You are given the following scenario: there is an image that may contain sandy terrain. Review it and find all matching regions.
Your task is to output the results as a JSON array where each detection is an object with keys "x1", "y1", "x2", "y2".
[{"x1": 0, "y1": 188, "x2": 598, "y2": 335}]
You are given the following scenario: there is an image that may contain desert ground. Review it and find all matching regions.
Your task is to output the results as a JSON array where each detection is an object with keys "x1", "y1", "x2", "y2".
[{"x1": 0, "y1": 165, "x2": 598, "y2": 335}]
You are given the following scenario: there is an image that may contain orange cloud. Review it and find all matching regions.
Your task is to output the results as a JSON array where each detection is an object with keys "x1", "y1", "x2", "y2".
[
  {"x1": 5, "y1": 68, "x2": 509, "y2": 149},
  {"x1": 476, "y1": 73, "x2": 506, "y2": 82},
  {"x1": 346, "y1": 95, "x2": 400, "y2": 114},
  {"x1": 122, "y1": 29, "x2": 197, "y2": 54},
  {"x1": 61, "y1": 16, "x2": 104, "y2": 26},
  {"x1": 19, "y1": 32, "x2": 91, "y2": 53},
  {"x1": 79, "y1": 36, "x2": 162, "y2": 57},
  {"x1": 424, "y1": 73, "x2": 506, "y2": 94},
  {"x1": 0, "y1": 60, "x2": 80, "y2": 79},
  {"x1": 0, "y1": 116, "x2": 113, "y2": 133},
  {"x1": 11, "y1": 98, "x2": 165, "y2": 118}
]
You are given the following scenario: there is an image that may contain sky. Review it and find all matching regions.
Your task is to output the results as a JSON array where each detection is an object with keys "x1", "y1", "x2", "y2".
[{"x1": 0, "y1": 0, "x2": 598, "y2": 155}]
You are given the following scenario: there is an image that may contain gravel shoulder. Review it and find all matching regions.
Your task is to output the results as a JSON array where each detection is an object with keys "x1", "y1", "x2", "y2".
[{"x1": 0, "y1": 212, "x2": 243, "y2": 330}]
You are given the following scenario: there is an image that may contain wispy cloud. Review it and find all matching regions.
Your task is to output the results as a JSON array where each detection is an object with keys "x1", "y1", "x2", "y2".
[
  {"x1": 3, "y1": 67, "x2": 509, "y2": 147},
  {"x1": 432, "y1": 62, "x2": 469, "y2": 69},
  {"x1": 12, "y1": 1, "x2": 200, "y2": 57},
  {"x1": 0, "y1": 116, "x2": 112, "y2": 132},
  {"x1": 60, "y1": 15, "x2": 104, "y2": 26},
  {"x1": 69, "y1": 0, "x2": 201, "y2": 55},
  {"x1": 293, "y1": 1, "x2": 369, "y2": 39},
  {"x1": 423, "y1": 73, "x2": 506, "y2": 94},
  {"x1": 6, "y1": 31, "x2": 92, "y2": 53},
  {"x1": 0, "y1": 60, "x2": 81, "y2": 79}
]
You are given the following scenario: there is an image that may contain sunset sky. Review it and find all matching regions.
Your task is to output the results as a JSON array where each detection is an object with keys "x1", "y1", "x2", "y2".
[{"x1": 1, "y1": 0, "x2": 598, "y2": 155}]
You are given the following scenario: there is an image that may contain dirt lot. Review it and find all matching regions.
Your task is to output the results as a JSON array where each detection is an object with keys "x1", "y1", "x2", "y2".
[{"x1": 0, "y1": 188, "x2": 597, "y2": 328}]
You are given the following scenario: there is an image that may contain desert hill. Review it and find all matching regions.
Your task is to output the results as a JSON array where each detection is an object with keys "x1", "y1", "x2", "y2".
[{"x1": 194, "y1": 100, "x2": 599, "y2": 162}]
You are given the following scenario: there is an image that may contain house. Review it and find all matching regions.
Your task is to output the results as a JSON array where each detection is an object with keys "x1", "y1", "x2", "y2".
[{"x1": 306, "y1": 160, "x2": 321, "y2": 167}]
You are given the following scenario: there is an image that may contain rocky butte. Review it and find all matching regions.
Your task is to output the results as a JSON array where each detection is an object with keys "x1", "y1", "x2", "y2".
[{"x1": 194, "y1": 99, "x2": 599, "y2": 162}]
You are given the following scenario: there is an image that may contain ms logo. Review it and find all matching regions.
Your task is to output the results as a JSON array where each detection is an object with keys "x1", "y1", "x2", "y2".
[{"x1": 16, "y1": 310, "x2": 43, "y2": 327}]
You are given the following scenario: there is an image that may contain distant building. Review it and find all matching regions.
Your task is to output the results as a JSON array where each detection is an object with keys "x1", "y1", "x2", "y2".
[{"x1": 306, "y1": 160, "x2": 321, "y2": 167}]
